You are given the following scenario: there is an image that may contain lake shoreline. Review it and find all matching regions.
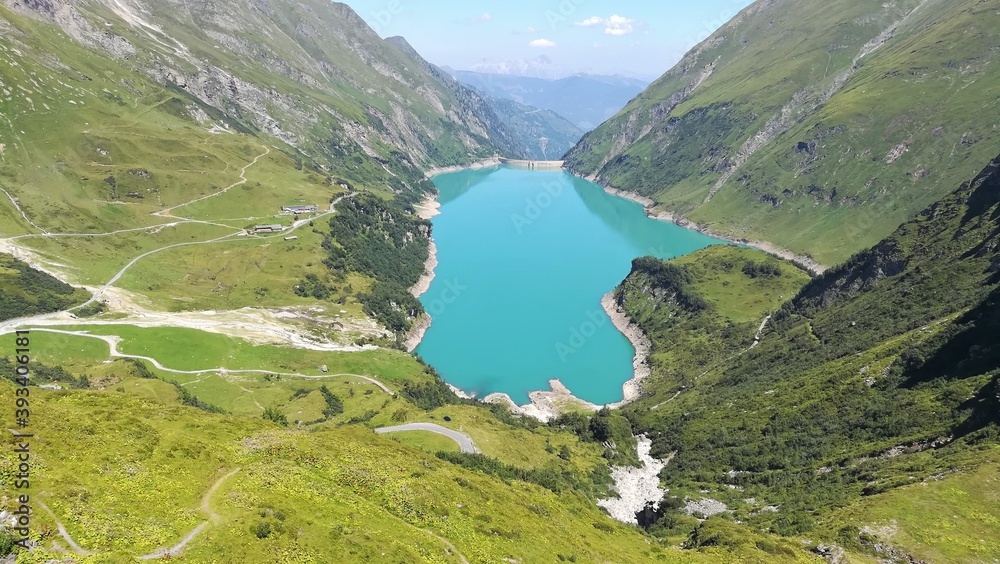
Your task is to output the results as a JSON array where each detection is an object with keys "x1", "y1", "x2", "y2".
[
  {"x1": 405, "y1": 194, "x2": 442, "y2": 352},
  {"x1": 405, "y1": 163, "x2": 687, "y2": 420},
  {"x1": 601, "y1": 291, "x2": 653, "y2": 410},
  {"x1": 477, "y1": 289, "x2": 654, "y2": 422},
  {"x1": 483, "y1": 379, "x2": 600, "y2": 423},
  {"x1": 572, "y1": 171, "x2": 828, "y2": 276}
]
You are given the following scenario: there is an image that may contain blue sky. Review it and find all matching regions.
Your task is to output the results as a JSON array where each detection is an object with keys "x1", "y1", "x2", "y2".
[{"x1": 344, "y1": 0, "x2": 754, "y2": 79}]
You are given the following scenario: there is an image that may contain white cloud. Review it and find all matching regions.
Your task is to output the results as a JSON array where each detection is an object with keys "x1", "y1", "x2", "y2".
[
  {"x1": 574, "y1": 15, "x2": 637, "y2": 36},
  {"x1": 470, "y1": 12, "x2": 493, "y2": 23},
  {"x1": 574, "y1": 16, "x2": 603, "y2": 27},
  {"x1": 604, "y1": 14, "x2": 634, "y2": 36},
  {"x1": 529, "y1": 38, "x2": 557, "y2": 48}
]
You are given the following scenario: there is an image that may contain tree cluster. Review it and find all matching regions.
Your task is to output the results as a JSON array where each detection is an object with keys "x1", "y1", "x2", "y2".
[
  {"x1": 0, "y1": 255, "x2": 87, "y2": 322},
  {"x1": 326, "y1": 193, "x2": 431, "y2": 331},
  {"x1": 741, "y1": 260, "x2": 782, "y2": 278}
]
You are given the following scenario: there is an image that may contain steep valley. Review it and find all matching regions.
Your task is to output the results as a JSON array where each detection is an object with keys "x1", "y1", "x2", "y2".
[
  {"x1": 0, "y1": 0, "x2": 998, "y2": 562},
  {"x1": 565, "y1": 0, "x2": 1000, "y2": 267},
  {"x1": 613, "y1": 153, "x2": 1000, "y2": 559}
]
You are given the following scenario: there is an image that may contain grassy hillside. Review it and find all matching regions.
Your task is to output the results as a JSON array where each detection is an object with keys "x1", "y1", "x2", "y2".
[
  {"x1": 612, "y1": 247, "x2": 812, "y2": 396},
  {"x1": 0, "y1": 385, "x2": 648, "y2": 563},
  {"x1": 565, "y1": 0, "x2": 1000, "y2": 266},
  {"x1": 0, "y1": 338, "x2": 826, "y2": 562},
  {"x1": 0, "y1": 0, "x2": 489, "y2": 225},
  {"x1": 614, "y1": 153, "x2": 1000, "y2": 559},
  {"x1": 0, "y1": 0, "x2": 488, "y2": 340}
]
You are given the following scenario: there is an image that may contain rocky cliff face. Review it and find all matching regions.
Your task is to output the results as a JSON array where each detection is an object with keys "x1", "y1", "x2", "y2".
[
  {"x1": 564, "y1": 0, "x2": 1000, "y2": 266},
  {"x1": 3, "y1": 0, "x2": 506, "y2": 173},
  {"x1": 615, "y1": 257, "x2": 708, "y2": 317},
  {"x1": 791, "y1": 153, "x2": 1000, "y2": 313}
]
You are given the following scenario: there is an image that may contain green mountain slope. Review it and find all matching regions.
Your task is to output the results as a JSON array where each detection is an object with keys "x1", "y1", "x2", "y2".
[
  {"x1": 0, "y1": 385, "x2": 657, "y2": 563},
  {"x1": 0, "y1": 0, "x2": 445, "y2": 340},
  {"x1": 0, "y1": 0, "x2": 501, "y2": 177},
  {"x1": 565, "y1": 0, "x2": 1000, "y2": 266},
  {"x1": 0, "y1": 337, "x2": 820, "y2": 562},
  {"x1": 614, "y1": 153, "x2": 1000, "y2": 559}
]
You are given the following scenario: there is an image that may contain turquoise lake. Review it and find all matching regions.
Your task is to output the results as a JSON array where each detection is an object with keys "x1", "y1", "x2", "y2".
[{"x1": 416, "y1": 166, "x2": 723, "y2": 405}]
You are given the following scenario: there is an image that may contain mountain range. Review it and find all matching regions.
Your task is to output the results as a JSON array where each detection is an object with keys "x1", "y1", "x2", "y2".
[
  {"x1": 448, "y1": 70, "x2": 649, "y2": 131},
  {"x1": 386, "y1": 37, "x2": 584, "y2": 160},
  {"x1": 565, "y1": 0, "x2": 1000, "y2": 267},
  {"x1": 467, "y1": 55, "x2": 564, "y2": 80},
  {"x1": 0, "y1": 0, "x2": 998, "y2": 562}
]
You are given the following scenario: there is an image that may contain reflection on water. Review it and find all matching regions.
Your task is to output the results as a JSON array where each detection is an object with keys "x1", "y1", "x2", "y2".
[{"x1": 436, "y1": 165, "x2": 502, "y2": 206}]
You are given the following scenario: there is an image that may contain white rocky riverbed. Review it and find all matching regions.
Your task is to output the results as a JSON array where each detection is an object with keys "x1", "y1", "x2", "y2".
[{"x1": 597, "y1": 435, "x2": 669, "y2": 524}]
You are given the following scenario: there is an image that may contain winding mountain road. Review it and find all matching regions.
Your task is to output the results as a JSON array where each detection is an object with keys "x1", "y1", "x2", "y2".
[
  {"x1": 0, "y1": 147, "x2": 360, "y2": 351},
  {"x1": 7, "y1": 328, "x2": 395, "y2": 395},
  {"x1": 375, "y1": 423, "x2": 479, "y2": 454}
]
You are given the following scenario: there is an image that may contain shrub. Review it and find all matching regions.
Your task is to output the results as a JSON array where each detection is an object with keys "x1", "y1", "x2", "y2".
[
  {"x1": 172, "y1": 383, "x2": 226, "y2": 413},
  {"x1": 0, "y1": 529, "x2": 14, "y2": 557},
  {"x1": 253, "y1": 522, "x2": 272, "y2": 539},
  {"x1": 262, "y1": 406, "x2": 287, "y2": 426},
  {"x1": 320, "y1": 385, "x2": 344, "y2": 418},
  {"x1": 742, "y1": 261, "x2": 782, "y2": 278}
]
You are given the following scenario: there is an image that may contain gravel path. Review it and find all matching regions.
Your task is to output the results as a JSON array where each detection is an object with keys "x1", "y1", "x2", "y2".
[
  {"x1": 37, "y1": 501, "x2": 94, "y2": 556},
  {"x1": 138, "y1": 468, "x2": 241, "y2": 560},
  {"x1": 36, "y1": 468, "x2": 241, "y2": 560},
  {"x1": 3, "y1": 328, "x2": 394, "y2": 395},
  {"x1": 153, "y1": 147, "x2": 269, "y2": 217}
]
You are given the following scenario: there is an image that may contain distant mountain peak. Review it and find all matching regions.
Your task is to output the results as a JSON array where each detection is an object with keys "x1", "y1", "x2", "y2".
[
  {"x1": 449, "y1": 70, "x2": 649, "y2": 131},
  {"x1": 384, "y1": 35, "x2": 422, "y2": 60},
  {"x1": 470, "y1": 55, "x2": 563, "y2": 79}
]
